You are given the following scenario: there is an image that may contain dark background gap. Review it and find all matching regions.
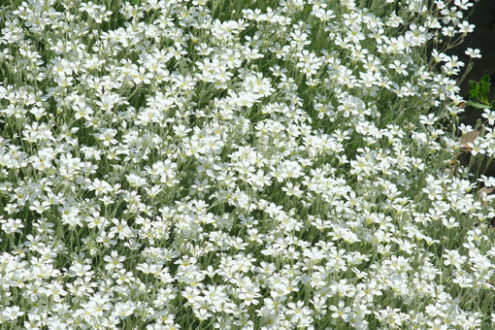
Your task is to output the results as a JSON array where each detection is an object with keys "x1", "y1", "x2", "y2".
[
  {"x1": 447, "y1": 0, "x2": 495, "y2": 127},
  {"x1": 444, "y1": 0, "x2": 495, "y2": 178}
]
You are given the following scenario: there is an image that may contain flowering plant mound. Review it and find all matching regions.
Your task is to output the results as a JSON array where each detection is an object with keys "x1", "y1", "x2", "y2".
[{"x1": 1, "y1": 0, "x2": 495, "y2": 329}]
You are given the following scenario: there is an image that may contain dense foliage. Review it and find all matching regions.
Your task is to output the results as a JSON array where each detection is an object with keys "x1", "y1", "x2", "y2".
[{"x1": 1, "y1": 0, "x2": 495, "y2": 328}]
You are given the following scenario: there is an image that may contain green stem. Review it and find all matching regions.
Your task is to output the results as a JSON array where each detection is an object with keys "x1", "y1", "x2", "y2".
[{"x1": 466, "y1": 101, "x2": 492, "y2": 111}]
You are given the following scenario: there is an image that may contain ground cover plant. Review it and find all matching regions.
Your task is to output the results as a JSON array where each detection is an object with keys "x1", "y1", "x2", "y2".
[{"x1": 1, "y1": 0, "x2": 495, "y2": 328}]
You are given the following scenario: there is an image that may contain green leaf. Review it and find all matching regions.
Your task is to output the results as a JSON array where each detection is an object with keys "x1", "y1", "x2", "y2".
[
  {"x1": 480, "y1": 74, "x2": 491, "y2": 99},
  {"x1": 466, "y1": 101, "x2": 489, "y2": 110},
  {"x1": 468, "y1": 80, "x2": 480, "y2": 100},
  {"x1": 481, "y1": 74, "x2": 491, "y2": 84}
]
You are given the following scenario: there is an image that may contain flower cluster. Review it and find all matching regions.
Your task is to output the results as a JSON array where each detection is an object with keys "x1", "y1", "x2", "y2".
[{"x1": 0, "y1": 0, "x2": 494, "y2": 329}]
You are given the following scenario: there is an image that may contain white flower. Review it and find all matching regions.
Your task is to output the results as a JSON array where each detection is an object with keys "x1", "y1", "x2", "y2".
[
  {"x1": 465, "y1": 47, "x2": 481, "y2": 59},
  {"x1": 482, "y1": 108, "x2": 495, "y2": 125},
  {"x1": 0, "y1": 218, "x2": 24, "y2": 234}
]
